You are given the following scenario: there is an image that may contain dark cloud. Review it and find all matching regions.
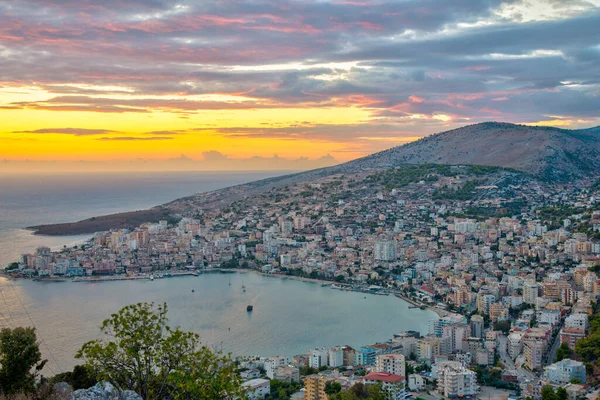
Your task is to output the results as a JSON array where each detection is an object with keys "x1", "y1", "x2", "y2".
[{"x1": 1, "y1": 0, "x2": 600, "y2": 138}]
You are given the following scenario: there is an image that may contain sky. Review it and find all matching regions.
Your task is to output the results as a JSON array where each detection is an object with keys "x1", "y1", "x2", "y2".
[{"x1": 1, "y1": 0, "x2": 600, "y2": 171}]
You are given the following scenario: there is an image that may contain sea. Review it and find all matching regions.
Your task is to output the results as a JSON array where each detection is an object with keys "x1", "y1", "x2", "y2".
[{"x1": 0, "y1": 171, "x2": 437, "y2": 373}]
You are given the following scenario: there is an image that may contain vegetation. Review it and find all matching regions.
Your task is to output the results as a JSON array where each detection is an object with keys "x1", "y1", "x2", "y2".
[
  {"x1": 50, "y1": 365, "x2": 97, "y2": 390},
  {"x1": 265, "y1": 379, "x2": 301, "y2": 400},
  {"x1": 328, "y1": 383, "x2": 386, "y2": 400},
  {"x1": 555, "y1": 343, "x2": 572, "y2": 362},
  {"x1": 76, "y1": 302, "x2": 245, "y2": 400},
  {"x1": 541, "y1": 385, "x2": 568, "y2": 400},
  {"x1": 0, "y1": 327, "x2": 46, "y2": 396}
]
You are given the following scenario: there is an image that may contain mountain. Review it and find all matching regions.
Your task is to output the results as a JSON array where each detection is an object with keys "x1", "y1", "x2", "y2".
[
  {"x1": 343, "y1": 122, "x2": 600, "y2": 181},
  {"x1": 29, "y1": 122, "x2": 600, "y2": 235}
]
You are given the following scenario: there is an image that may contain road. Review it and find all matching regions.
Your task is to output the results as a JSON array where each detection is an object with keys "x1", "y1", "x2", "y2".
[
  {"x1": 545, "y1": 320, "x2": 564, "y2": 366},
  {"x1": 497, "y1": 335, "x2": 537, "y2": 382}
]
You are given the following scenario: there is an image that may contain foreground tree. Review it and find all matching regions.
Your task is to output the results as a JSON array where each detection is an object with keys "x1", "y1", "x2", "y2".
[
  {"x1": 76, "y1": 302, "x2": 244, "y2": 400},
  {"x1": 0, "y1": 327, "x2": 47, "y2": 395}
]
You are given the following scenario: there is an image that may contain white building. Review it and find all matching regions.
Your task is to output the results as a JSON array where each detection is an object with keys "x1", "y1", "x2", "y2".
[
  {"x1": 408, "y1": 374, "x2": 425, "y2": 391},
  {"x1": 523, "y1": 280, "x2": 539, "y2": 305},
  {"x1": 436, "y1": 363, "x2": 478, "y2": 399},
  {"x1": 309, "y1": 348, "x2": 326, "y2": 369},
  {"x1": 375, "y1": 354, "x2": 406, "y2": 377},
  {"x1": 264, "y1": 356, "x2": 291, "y2": 379},
  {"x1": 565, "y1": 313, "x2": 589, "y2": 330},
  {"x1": 328, "y1": 346, "x2": 344, "y2": 368},
  {"x1": 374, "y1": 240, "x2": 398, "y2": 262},
  {"x1": 242, "y1": 378, "x2": 270, "y2": 400}
]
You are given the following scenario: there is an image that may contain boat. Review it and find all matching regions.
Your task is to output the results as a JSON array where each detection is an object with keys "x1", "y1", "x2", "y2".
[
  {"x1": 247, "y1": 305, "x2": 253, "y2": 312},
  {"x1": 150, "y1": 275, "x2": 155, "y2": 281},
  {"x1": 192, "y1": 289, "x2": 195, "y2": 293}
]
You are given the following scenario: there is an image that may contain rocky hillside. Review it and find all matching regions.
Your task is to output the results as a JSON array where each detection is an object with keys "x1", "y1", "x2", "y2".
[{"x1": 346, "y1": 122, "x2": 600, "y2": 181}]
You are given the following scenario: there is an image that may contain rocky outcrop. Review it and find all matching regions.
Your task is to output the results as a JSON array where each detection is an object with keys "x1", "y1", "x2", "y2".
[{"x1": 54, "y1": 382, "x2": 142, "y2": 400}]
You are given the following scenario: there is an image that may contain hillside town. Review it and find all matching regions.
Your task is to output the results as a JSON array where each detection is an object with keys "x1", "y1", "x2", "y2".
[{"x1": 6, "y1": 164, "x2": 600, "y2": 400}]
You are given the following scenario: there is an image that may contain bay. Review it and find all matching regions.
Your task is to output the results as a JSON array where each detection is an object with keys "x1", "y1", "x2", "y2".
[{"x1": 0, "y1": 272, "x2": 436, "y2": 374}]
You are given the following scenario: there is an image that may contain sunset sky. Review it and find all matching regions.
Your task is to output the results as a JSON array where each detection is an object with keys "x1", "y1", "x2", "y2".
[{"x1": 1, "y1": 0, "x2": 600, "y2": 170}]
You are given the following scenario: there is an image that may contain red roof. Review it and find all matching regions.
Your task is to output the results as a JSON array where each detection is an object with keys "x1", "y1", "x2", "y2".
[{"x1": 364, "y1": 372, "x2": 404, "y2": 383}]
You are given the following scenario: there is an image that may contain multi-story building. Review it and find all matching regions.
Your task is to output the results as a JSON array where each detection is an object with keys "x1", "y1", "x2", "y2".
[
  {"x1": 523, "y1": 280, "x2": 540, "y2": 304},
  {"x1": 374, "y1": 240, "x2": 398, "y2": 262},
  {"x1": 507, "y1": 331, "x2": 524, "y2": 360},
  {"x1": 273, "y1": 365, "x2": 300, "y2": 383},
  {"x1": 470, "y1": 315, "x2": 484, "y2": 339},
  {"x1": 355, "y1": 346, "x2": 379, "y2": 366},
  {"x1": 364, "y1": 371, "x2": 409, "y2": 400},
  {"x1": 242, "y1": 378, "x2": 270, "y2": 400},
  {"x1": 328, "y1": 346, "x2": 344, "y2": 368},
  {"x1": 375, "y1": 354, "x2": 406, "y2": 377},
  {"x1": 264, "y1": 356, "x2": 291, "y2": 379},
  {"x1": 560, "y1": 327, "x2": 586, "y2": 350},
  {"x1": 544, "y1": 359, "x2": 586, "y2": 385},
  {"x1": 436, "y1": 363, "x2": 478, "y2": 399},
  {"x1": 304, "y1": 375, "x2": 328, "y2": 400},
  {"x1": 308, "y1": 348, "x2": 326, "y2": 369},
  {"x1": 565, "y1": 313, "x2": 589, "y2": 330},
  {"x1": 523, "y1": 339, "x2": 545, "y2": 371}
]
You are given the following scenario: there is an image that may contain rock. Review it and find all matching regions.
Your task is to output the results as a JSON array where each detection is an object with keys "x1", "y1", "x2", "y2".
[
  {"x1": 72, "y1": 382, "x2": 142, "y2": 400},
  {"x1": 54, "y1": 381, "x2": 73, "y2": 397}
]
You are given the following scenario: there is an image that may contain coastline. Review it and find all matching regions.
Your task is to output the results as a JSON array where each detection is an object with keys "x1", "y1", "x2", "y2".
[{"x1": 6, "y1": 268, "x2": 443, "y2": 318}]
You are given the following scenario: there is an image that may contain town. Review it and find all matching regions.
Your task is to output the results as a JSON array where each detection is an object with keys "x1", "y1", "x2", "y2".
[{"x1": 6, "y1": 164, "x2": 600, "y2": 400}]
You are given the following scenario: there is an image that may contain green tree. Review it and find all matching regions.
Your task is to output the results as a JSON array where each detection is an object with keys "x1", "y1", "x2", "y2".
[
  {"x1": 329, "y1": 383, "x2": 385, "y2": 399},
  {"x1": 556, "y1": 387, "x2": 568, "y2": 400},
  {"x1": 325, "y1": 381, "x2": 342, "y2": 395},
  {"x1": 0, "y1": 327, "x2": 47, "y2": 395},
  {"x1": 76, "y1": 302, "x2": 244, "y2": 400},
  {"x1": 50, "y1": 365, "x2": 97, "y2": 390},
  {"x1": 555, "y1": 343, "x2": 571, "y2": 362},
  {"x1": 541, "y1": 386, "x2": 557, "y2": 400},
  {"x1": 493, "y1": 320, "x2": 511, "y2": 335}
]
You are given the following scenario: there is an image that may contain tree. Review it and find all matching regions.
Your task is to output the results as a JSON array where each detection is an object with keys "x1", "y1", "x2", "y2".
[
  {"x1": 541, "y1": 386, "x2": 557, "y2": 400},
  {"x1": 493, "y1": 320, "x2": 511, "y2": 335},
  {"x1": 556, "y1": 387, "x2": 568, "y2": 400},
  {"x1": 0, "y1": 327, "x2": 47, "y2": 395},
  {"x1": 50, "y1": 365, "x2": 97, "y2": 390},
  {"x1": 329, "y1": 383, "x2": 386, "y2": 400},
  {"x1": 325, "y1": 382, "x2": 342, "y2": 395},
  {"x1": 555, "y1": 343, "x2": 571, "y2": 362},
  {"x1": 76, "y1": 302, "x2": 244, "y2": 400}
]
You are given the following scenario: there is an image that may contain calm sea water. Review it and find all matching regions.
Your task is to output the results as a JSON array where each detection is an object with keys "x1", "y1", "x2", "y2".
[
  {"x1": 0, "y1": 171, "x2": 287, "y2": 267},
  {"x1": 0, "y1": 273, "x2": 436, "y2": 374}
]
